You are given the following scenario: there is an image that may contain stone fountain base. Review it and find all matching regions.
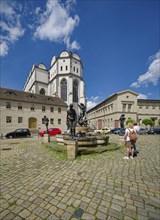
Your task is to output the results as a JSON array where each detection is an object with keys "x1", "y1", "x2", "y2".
[{"x1": 56, "y1": 134, "x2": 109, "y2": 147}]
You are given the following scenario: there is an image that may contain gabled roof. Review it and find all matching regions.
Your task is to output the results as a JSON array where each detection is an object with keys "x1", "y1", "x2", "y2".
[
  {"x1": 87, "y1": 89, "x2": 139, "y2": 113},
  {"x1": 0, "y1": 87, "x2": 68, "y2": 107},
  {"x1": 116, "y1": 89, "x2": 139, "y2": 96}
]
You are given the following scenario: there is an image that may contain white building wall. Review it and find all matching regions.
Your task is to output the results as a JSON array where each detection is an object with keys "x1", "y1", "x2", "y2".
[
  {"x1": 36, "y1": 69, "x2": 48, "y2": 83},
  {"x1": 0, "y1": 99, "x2": 67, "y2": 135},
  {"x1": 58, "y1": 59, "x2": 70, "y2": 74}
]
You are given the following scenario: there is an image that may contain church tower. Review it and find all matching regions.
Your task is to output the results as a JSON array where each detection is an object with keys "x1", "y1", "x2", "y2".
[{"x1": 23, "y1": 51, "x2": 86, "y2": 111}]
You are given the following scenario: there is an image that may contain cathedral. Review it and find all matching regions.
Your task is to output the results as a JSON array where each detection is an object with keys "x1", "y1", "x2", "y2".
[{"x1": 23, "y1": 51, "x2": 86, "y2": 112}]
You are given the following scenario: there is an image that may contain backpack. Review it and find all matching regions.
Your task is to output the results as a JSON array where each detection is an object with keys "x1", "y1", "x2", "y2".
[{"x1": 129, "y1": 129, "x2": 137, "y2": 141}]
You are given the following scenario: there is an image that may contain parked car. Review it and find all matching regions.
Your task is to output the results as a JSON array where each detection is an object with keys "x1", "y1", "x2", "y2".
[
  {"x1": 139, "y1": 128, "x2": 148, "y2": 135},
  {"x1": 147, "y1": 128, "x2": 160, "y2": 134},
  {"x1": 94, "y1": 128, "x2": 110, "y2": 135},
  {"x1": 39, "y1": 128, "x2": 61, "y2": 137},
  {"x1": 5, "y1": 128, "x2": 31, "y2": 139},
  {"x1": 118, "y1": 128, "x2": 126, "y2": 136},
  {"x1": 110, "y1": 128, "x2": 121, "y2": 134}
]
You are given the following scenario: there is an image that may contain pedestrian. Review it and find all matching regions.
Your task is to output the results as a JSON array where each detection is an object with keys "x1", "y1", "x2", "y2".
[
  {"x1": 133, "y1": 122, "x2": 140, "y2": 156},
  {"x1": 123, "y1": 123, "x2": 136, "y2": 159}
]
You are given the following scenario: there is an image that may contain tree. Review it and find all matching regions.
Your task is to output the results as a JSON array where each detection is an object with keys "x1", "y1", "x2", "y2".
[
  {"x1": 142, "y1": 118, "x2": 154, "y2": 129},
  {"x1": 126, "y1": 118, "x2": 135, "y2": 125}
]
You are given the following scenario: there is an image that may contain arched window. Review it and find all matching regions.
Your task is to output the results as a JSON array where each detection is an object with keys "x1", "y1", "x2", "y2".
[
  {"x1": 73, "y1": 80, "x2": 78, "y2": 103},
  {"x1": 61, "y1": 78, "x2": 67, "y2": 101},
  {"x1": 40, "y1": 88, "x2": 45, "y2": 95}
]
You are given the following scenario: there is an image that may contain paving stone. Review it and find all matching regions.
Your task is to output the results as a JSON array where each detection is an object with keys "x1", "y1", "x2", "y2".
[
  {"x1": 96, "y1": 211, "x2": 107, "y2": 220},
  {"x1": 82, "y1": 212, "x2": 96, "y2": 220},
  {"x1": 27, "y1": 213, "x2": 37, "y2": 220},
  {"x1": 38, "y1": 209, "x2": 50, "y2": 219},
  {"x1": 108, "y1": 208, "x2": 124, "y2": 219},
  {"x1": 19, "y1": 209, "x2": 30, "y2": 218},
  {"x1": 3, "y1": 212, "x2": 16, "y2": 220}
]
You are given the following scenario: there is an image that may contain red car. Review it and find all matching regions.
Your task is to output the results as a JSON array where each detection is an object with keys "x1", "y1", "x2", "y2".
[{"x1": 39, "y1": 128, "x2": 61, "y2": 137}]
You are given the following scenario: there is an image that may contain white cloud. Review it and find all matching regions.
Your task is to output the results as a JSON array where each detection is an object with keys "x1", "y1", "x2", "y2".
[
  {"x1": 0, "y1": 1, "x2": 25, "y2": 57},
  {"x1": 137, "y1": 93, "x2": 148, "y2": 99},
  {"x1": 33, "y1": 0, "x2": 80, "y2": 50},
  {"x1": 87, "y1": 96, "x2": 101, "y2": 110},
  {"x1": 0, "y1": 41, "x2": 9, "y2": 57},
  {"x1": 130, "y1": 50, "x2": 160, "y2": 88}
]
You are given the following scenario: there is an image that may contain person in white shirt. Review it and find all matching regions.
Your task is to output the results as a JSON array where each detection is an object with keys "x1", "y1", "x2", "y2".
[
  {"x1": 133, "y1": 122, "x2": 140, "y2": 156},
  {"x1": 123, "y1": 123, "x2": 137, "y2": 159}
]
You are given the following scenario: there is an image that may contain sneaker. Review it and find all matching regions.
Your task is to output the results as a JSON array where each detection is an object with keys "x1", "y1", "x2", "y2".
[
  {"x1": 130, "y1": 156, "x2": 134, "y2": 159},
  {"x1": 123, "y1": 156, "x2": 129, "y2": 159}
]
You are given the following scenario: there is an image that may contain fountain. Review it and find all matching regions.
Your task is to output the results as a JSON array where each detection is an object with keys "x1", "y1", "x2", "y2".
[{"x1": 55, "y1": 103, "x2": 111, "y2": 159}]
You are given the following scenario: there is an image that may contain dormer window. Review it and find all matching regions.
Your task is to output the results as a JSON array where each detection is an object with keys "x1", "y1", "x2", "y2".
[
  {"x1": 27, "y1": 94, "x2": 36, "y2": 98},
  {"x1": 5, "y1": 91, "x2": 16, "y2": 96},
  {"x1": 6, "y1": 102, "x2": 11, "y2": 109}
]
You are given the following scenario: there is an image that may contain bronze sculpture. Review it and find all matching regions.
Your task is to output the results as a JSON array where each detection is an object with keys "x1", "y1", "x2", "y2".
[
  {"x1": 77, "y1": 103, "x2": 87, "y2": 127},
  {"x1": 119, "y1": 114, "x2": 125, "y2": 129},
  {"x1": 66, "y1": 104, "x2": 77, "y2": 138}
]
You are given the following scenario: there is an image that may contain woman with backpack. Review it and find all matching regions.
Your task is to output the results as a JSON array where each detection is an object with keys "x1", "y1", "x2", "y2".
[{"x1": 123, "y1": 123, "x2": 137, "y2": 159}]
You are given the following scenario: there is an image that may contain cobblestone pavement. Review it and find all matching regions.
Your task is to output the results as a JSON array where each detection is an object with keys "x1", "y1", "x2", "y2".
[{"x1": 0, "y1": 135, "x2": 160, "y2": 220}]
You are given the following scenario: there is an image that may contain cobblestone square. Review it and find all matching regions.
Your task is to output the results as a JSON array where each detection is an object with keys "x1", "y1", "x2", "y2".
[{"x1": 0, "y1": 135, "x2": 160, "y2": 220}]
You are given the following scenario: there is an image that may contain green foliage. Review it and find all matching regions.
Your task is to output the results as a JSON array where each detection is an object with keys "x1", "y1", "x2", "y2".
[
  {"x1": 142, "y1": 118, "x2": 154, "y2": 127},
  {"x1": 126, "y1": 118, "x2": 135, "y2": 125}
]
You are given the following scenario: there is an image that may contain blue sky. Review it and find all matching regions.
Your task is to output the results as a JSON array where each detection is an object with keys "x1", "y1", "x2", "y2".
[{"x1": 0, "y1": 0, "x2": 160, "y2": 109}]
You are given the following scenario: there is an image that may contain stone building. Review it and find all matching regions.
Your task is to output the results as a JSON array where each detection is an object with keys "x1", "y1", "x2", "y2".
[
  {"x1": 0, "y1": 87, "x2": 68, "y2": 135},
  {"x1": 23, "y1": 51, "x2": 86, "y2": 113},
  {"x1": 87, "y1": 90, "x2": 160, "y2": 129}
]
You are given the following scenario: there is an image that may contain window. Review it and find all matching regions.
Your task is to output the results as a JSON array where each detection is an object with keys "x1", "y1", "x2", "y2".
[
  {"x1": 58, "y1": 119, "x2": 61, "y2": 124},
  {"x1": 60, "y1": 66, "x2": 63, "y2": 71},
  {"x1": 50, "y1": 107, "x2": 54, "y2": 112},
  {"x1": 6, "y1": 116, "x2": 11, "y2": 123},
  {"x1": 139, "y1": 106, "x2": 142, "y2": 109},
  {"x1": 77, "y1": 68, "x2": 78, "y2": 73},
  {"x1": 30, "y1": 105, "x2": 35, "y2": 111},
  {"x1": 18, "y1": 103, "x2": 22, "y2": 110},
  {"x1": 18, "y1": 117, "x2": 23, "y2": 123},
  {"x1": 58, "y1": 108, "x2": 61, "y2": 113},
  {"x1": 122, "y1": 104, "x2": 126, "y2": 112},
  {"x1": 40, "y1": 88, "x2": 45, "y2": 95},
  {"x1": 42, "y1": 106, "x2": 46, "y2": 112},
  {"x1": 73, "y1": 80, "x2": 78, "y2": 103},
  {"x1": 66, "y1": 66, "x2": 68, "y2": 71},
  {"x1": 6, "y1": 102, "x2": 11, "y2": 109},
  {"x1": 50, "y1": 118, "x2": 54, "y2": 124},
  {"x1": 128, "y1": 104, "x2": 132, "y2": 112},
  {"x1": 73, "y1": 67, "x2": 75, "y2": 72},
  {"x1": 61, "y1": 78, "x2": 67, "y2": 101}
]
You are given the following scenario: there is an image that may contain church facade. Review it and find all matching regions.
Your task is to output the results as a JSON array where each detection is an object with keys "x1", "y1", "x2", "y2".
[{"x1": 23, "y1": 51, "x2": 86, "y2": 112}]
